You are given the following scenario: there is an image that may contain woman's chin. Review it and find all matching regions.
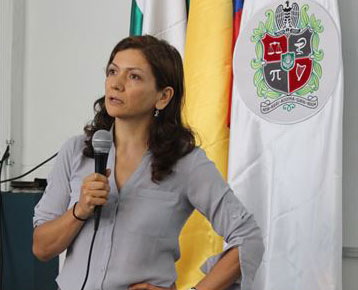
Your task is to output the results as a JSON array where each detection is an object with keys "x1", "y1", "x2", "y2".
[
  {"x1": 106, "y1": 106, "x2": 152, "y2": 121},
  {"x1": 107, "y1": 110, "x2": 133, "y2": 120}
]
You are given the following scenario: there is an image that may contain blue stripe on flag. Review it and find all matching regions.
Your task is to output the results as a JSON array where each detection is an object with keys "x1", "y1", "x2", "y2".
[{"x1": 233, "y1": 0, "x2": 244, "y2": 12}]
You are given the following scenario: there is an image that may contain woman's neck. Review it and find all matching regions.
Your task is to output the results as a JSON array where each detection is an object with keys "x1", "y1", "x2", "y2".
[{"x1": 113, "y1": 117, "x2": 150, "y2": 154}]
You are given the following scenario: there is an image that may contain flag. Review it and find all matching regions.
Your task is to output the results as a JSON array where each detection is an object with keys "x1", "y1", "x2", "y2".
[
  {"x1": 228, "y1": 0, "x2": 245, "y2": 125},
  {"x1": 179, "y1": 0, "x2": 233, "y2": 288},
  {"x1": 129, "y1": 0, "x2": 188, "y2": 57},
  {"x1": 228, "y1": 0, "x2": 343, "y2": 289},
  {"x1": 129, "y1": 1, "x2": 196, "y2": 287}
]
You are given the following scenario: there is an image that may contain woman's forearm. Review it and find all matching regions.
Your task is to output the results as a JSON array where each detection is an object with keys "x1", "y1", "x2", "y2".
[
  {"x1": 32, "y1": 205, "x2": 85, "y2": 261},
  {"x1": 195, "y1": 247, "x2": 241, "y2": 290}
]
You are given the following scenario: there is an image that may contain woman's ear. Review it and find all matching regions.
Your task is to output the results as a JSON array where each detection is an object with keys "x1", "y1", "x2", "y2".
[{"x1": 155, "y1": 87, "x2": 174, "y2": 110}]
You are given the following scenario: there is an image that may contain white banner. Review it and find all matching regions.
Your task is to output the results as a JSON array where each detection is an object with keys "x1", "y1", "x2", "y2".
[{"x1": 228, "y1": 0, "x2": 343, "y2": 289}]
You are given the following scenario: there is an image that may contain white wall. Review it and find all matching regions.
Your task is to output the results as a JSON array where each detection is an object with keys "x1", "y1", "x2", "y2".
[
  {"x1": 338, "y1": 0, "x2": 358, "y2": 289},
  {"x1": 339, "y1": 0, "x2": 358, "y2": 247},
  {"x1": 12, "y1": 0, "x2": 131, "y2": 180},
  {"x1": 0, "y1": 0, "x2": 20, "y2": 190}
]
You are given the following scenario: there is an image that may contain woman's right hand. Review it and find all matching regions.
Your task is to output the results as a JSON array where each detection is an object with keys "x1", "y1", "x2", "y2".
[{"x1": 75, "y1": 168, "x2": 111, "y2": 220}]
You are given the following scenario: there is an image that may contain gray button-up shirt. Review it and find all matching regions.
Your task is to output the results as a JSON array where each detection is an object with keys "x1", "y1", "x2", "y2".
[{"x1": 33, "y1": 134, "x2": 264, "y2": 290}]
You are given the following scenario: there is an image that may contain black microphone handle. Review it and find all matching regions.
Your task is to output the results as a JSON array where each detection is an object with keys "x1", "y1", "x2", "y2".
[{"x1": 94, "y1": 153, "x2": 109, "y2": 231}]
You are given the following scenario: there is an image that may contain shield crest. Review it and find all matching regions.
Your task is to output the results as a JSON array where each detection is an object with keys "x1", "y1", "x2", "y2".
[{"x1": 262, "y1": 28, "x2": 313, "y2": 94}]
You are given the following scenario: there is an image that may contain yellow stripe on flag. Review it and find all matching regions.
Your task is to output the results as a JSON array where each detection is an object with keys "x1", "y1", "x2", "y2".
[{"x1": 175, "y1": 0, "x2": 233, "y2": 288}]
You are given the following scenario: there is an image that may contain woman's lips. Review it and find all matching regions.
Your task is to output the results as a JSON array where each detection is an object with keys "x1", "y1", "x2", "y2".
[{"x1": 109, "y1": 96, "x2": 123, "y2": 105}]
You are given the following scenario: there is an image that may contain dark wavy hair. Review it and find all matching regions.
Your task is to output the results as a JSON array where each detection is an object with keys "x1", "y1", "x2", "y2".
[{"x1": 83, "y1": 35, "x2": 195, "y2": 182}]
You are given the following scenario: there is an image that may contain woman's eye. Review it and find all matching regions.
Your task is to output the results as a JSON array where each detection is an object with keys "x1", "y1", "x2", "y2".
[
  {"x1": 129, "y1": 74, "x2": 140, "y2": 80},
  {"x1": 107, "y1": 69, "x2": 116, "y2": 76}
]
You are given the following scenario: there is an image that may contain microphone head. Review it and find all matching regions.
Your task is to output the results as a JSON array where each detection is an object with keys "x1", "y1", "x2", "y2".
[{"x1": 92, "y1": 130, "x2": 112, "y2": 154}]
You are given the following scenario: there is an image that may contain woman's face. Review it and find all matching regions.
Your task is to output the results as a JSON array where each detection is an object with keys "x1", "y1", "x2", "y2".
[{"x1": 105, "y1": 49, "x2": 163, "y2": 121}]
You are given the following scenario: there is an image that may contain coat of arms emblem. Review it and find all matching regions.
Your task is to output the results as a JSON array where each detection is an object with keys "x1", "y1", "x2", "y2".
[{"x1": 251, "y1": 1, "x2": 324, "y2": 113}]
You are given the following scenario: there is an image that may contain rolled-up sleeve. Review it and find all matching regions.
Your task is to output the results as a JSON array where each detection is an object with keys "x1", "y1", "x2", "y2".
[
  {"x1": 185, "y1": 149, "x2": 264, "y2": 290},
  {"x1": 33, "y1": 136, "x2": 76, "y2": 227}
]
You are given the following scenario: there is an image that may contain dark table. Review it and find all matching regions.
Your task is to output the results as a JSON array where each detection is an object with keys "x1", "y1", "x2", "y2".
[{"x1": 1, "y1": 191, "x2": 58, "y2": 290}]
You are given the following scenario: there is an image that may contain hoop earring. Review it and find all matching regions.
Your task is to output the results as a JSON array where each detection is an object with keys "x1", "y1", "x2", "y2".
[{"x1": 154, "y1": 109, "x2": 160, "y2": 118}]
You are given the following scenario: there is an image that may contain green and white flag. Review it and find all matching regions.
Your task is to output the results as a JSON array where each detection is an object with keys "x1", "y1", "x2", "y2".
[{"x1": 130, "y1": 0, "x2": 188, "y2": 57}]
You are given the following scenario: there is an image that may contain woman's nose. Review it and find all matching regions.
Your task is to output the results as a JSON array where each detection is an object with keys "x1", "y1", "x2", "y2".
[{"x1": 111, "y1": 74, "x2": 125, "y2": 91}]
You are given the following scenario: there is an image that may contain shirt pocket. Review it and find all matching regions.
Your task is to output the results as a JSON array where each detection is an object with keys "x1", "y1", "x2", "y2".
[{"x1": 120, "y1": 188, "x2": 179, "y2": 238}]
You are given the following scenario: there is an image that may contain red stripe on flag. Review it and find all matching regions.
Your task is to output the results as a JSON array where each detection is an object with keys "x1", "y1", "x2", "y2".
[{"x1": 227, "y1": 9, "x2": 243, "y2": 127}]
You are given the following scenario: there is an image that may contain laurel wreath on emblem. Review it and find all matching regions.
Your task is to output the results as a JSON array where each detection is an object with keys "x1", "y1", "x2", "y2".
[{"x1": 250, "y1": 1, "x2": 324, "y2": 112}]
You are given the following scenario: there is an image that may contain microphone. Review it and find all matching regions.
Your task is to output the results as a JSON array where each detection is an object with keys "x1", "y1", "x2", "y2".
[{"x1": 92, "y1": 129, "x2": 112, "y2": 231}]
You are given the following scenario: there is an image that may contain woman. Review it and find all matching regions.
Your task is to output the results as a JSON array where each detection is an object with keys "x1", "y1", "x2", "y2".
[{"x1": 33, "y1": 35, "x2": 264, "y2": 290}]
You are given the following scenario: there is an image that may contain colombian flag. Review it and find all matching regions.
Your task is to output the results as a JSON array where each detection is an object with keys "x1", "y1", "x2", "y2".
[
  {"x1": 179, "y1": 0, "x2": 233, "y2": 287},
  {"x1": 130, "y1": 1, "x2": 245, "y2": 288},
  {"x1": 228, "y1": 0, "x2": 244, "y2": 125}
]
